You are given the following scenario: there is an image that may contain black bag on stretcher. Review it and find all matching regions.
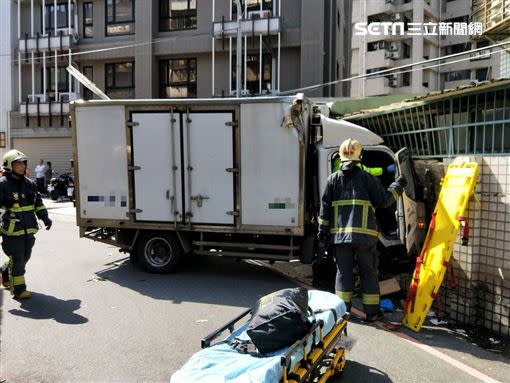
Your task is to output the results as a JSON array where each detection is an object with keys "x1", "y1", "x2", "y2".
[{"x1": 246, "y1": 287, "x2": 312, "y2": 355}]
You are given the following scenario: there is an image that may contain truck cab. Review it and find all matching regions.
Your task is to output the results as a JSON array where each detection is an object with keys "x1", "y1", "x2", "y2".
[{"x1": 314, "y1": 109, "x2": 426, "y2": 273}]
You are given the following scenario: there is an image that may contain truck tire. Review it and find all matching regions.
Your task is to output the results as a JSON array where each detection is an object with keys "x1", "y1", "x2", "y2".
[{"x1": 137, "y1": 232, "x2": 182, "y2": 273}]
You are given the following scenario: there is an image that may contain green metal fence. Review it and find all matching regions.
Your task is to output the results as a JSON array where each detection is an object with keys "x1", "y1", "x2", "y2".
[{"x1": 347, "y1": 84, "x2": 510, "y2": 158}]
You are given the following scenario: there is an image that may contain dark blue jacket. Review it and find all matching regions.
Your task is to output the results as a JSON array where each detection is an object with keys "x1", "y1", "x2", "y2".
[
  {"x1": 319, "y1": 161, "x2": 404, "y2": 245},
  {"x1": 0, "y1": 173, "x2": 49, "y2": 236}
]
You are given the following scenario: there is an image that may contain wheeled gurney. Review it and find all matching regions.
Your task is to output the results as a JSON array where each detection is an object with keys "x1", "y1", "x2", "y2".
[{"x1": 170, "y1": 290, "x2": 349, "y2": 383}]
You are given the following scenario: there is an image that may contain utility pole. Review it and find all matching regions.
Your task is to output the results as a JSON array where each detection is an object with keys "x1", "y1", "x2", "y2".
[{"x1": 235, "y1": 0, "x2": 242, "y2": 98}]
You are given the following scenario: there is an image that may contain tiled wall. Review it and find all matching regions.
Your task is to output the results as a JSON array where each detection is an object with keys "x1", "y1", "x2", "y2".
[{"x1": 421, "y1": 157, "x2": 510, "y2": 337}]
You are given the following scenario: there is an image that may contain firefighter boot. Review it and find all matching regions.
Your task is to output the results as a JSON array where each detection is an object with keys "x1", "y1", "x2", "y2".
[{"x1": 14, "y1": 290, "x2": 31, "y2": 299}]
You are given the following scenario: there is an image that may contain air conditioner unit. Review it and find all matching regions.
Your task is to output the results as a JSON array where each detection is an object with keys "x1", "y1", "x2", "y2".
[
  {"x1": 389, "y1": 74, "x2": 398, "y2": 80},
  {"x1": 384, "y1": 50, "x2": 392, "y2": 59},
  {"x1": 28, "y1": 94, "x2": 46, "y2": 103},
  {"x1": 389, "y1": 79, "x2": 398, "y2": 87},
  {"x1": 58, "y1": 92, "x2": 78, "y2": 102},
  {"x1": 391, "y1": 13, "x2": 401, "y2": 21},
  {"x1": 248, "y1": 10, "x2": 272, "y2": 19},
  {"x1": 389, "y1": 42, "x2": 399, "y2": 51},
  {"x1": 390, "y1": 52, "x2": 400, "y2": 59}
]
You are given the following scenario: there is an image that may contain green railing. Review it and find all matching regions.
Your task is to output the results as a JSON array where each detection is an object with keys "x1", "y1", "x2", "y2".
[{"x1": 350, "y1": 85, "x2": 510, "y2": 158}]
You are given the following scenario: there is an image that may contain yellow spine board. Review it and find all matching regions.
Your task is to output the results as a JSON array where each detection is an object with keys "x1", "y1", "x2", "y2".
[{"x1": 402, "y1": 161, "x2": 479, "y2": 332}]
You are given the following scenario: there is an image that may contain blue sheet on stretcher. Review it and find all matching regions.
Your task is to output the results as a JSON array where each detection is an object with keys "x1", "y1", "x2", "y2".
[{"x1": 170, "y1": 290, "x2": 347, "y2": 383}]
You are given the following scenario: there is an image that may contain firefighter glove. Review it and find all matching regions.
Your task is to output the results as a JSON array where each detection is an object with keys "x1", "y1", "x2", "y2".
[
  {"x1": 396, "y1": 175, "x2": 407, "y2": 188},
  {"x1": 43, "y1": 217, "x2": 52, "y2": 230}
]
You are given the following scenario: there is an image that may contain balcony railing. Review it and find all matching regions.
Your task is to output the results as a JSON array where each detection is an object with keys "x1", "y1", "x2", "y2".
[
  {"x1": 22, "y1": 92, "x2": 78, "y2": 116},
  {"x1": 472, "y1": 0, "x2": 510, "y2": 37},
  {"x1": 213, "y1": 16, "x2": 281, "y2": 38},
  {"x1": 18, "y1": 29, "x2": 78, "y2": 53}
]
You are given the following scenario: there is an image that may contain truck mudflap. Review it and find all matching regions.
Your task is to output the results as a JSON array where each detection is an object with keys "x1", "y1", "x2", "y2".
[{"x1": 402, "y1": 161, "x2": 479, "y2": 332}]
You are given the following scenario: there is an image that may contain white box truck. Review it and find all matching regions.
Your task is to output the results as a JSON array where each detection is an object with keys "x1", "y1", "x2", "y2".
[{"x1": 71, "y1": 95, "x2": 425, "y2": 274}]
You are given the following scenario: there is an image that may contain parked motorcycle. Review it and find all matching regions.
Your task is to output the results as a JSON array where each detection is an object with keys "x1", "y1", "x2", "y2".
[{"x1": 47, "y1": 172, "x2": 75, "y2": 201}]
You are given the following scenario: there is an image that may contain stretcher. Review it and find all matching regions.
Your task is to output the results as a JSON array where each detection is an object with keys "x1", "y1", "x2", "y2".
[
  {"x1": 170, "y1": 290, "x2": 348, "y2": 383},
  {"x1": 403, "y1": 161, "x2": 479, "y2": 332}
]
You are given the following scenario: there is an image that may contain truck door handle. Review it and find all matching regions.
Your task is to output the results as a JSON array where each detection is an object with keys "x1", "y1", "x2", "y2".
[{"x1": 191, "y1": 194, "x2": 209, "y2": 207}]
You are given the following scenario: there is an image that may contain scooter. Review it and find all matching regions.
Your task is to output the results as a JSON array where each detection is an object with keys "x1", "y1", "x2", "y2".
[{"x1": 47, "y1": 172, "x2": 74, "y2": 201}]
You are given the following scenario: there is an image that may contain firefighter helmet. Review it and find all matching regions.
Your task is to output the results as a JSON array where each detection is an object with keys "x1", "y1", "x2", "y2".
[
  {"x1": 339, "y1": 138, "x2": 362, "y2": 162},
  {"x1": 2, "y1": 149, "x2": 28, "y2": 173}
]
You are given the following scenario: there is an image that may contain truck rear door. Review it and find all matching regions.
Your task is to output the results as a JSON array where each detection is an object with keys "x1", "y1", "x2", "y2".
[
  {"x1": 184, "y1": 112, "x2": 235, "y2": 224},
  {"x1": 131, "y1": 110, "x2": 235, "y2": 226},
  {"x1": 132, "y1": 112, "x2": 180, "y2": 222}
]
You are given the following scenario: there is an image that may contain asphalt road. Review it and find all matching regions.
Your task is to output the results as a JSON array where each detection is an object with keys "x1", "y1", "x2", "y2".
[{"x1": 1, "y1": 201, "x2": 509, "y2": 382}]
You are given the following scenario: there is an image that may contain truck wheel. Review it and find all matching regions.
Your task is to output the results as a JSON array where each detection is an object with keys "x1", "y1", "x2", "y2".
[{"x1": 137, "y1": 232, "x2": 182, "y2": 273}]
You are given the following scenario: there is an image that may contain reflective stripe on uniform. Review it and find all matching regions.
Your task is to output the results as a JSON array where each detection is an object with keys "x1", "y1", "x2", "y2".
[
  {"x1": 362, "y1": 204, "x2": 368, "y2": 229},
  {"x1": 318, "y1": 217, "x2": 329, "y2": 226},
  {"x1": 0, "y1": 227, "x2": 38, "y2": 236},
  {"x1": 389, "y1": 188, "x2": 399, "y2": 200},
  {"x1": 9, "y1": 205, "x2": 35, "y2": 213},
  {"x1": 332, "y1": 199, "x2": 372, "y2": 207},
  {"x1": 362, "y1": 294, "x2": 380, "y2": 305},
  {"x1": 12, "y1": 275, "x2": 25, "y2": 286},
  {"x1": 360, "y1": 164, "x2": 383, "y2": 177},
  {"x1": 336, "y1": 291, "x2": 353, "y2": 302},
  {"x1": 330, "y1": 226, "x2": 379, "y2": 237},
  {"x1": 35, "y1": 205, "x2": 47, "y2": 213}
]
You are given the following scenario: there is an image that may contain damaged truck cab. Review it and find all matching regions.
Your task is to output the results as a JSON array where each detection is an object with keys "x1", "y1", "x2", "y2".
[{"x1": 71, "y1": 95, "x2": 425, "y2": 274}]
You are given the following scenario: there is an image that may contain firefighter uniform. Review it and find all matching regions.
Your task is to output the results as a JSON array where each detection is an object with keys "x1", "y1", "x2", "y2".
[
  {"x1": 0, "y1": 150, "x2": 52, "y2": 299},
  {"x1": 318, "y1": 139, "x2": 406, "y2": 319}
]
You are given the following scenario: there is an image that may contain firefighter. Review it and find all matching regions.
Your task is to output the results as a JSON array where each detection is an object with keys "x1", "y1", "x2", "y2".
[
  {"x1": 318, "y1": 138, "x2": 406, "y2": 321},
  {"x1": 0, "y1": 149, "x2": 52, "y2": 299}
]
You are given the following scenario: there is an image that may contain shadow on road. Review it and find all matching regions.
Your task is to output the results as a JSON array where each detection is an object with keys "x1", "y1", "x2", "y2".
[
  {"x1": 333, "y1": 360, "x2": 393, "y2": 383},
  {"x1": 94, "y1": 255, "x2": 295, "y2": 307},
  {"x1": 8, "y1": 292, "x2": 88, "y2": 324}
]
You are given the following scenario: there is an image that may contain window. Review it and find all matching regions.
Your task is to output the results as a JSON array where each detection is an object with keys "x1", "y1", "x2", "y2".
[
  {"x1": 40, "y1": 67, "x2": 69, "y2": 100},
  {"x1": 106, "y1": 0, "x2": 134, "y2": 36},
  {"x1": 44, "y1": 2, "x2": 74, "y2": 33},
  {"x1": 160, "y1": 58, "x2": 197, "y2": 98},
  {"x1": 442, "y1": 42, "x2": 471, "y2": 56},
  {"x1": 402, "y1": 72, "x2": 410, "y2": 86},
  {"x1": 83, "y1": 2, "x2": 93, "y2": 38},
  {"x1": 233, "y1": 0, "x2": 272, "y2": 19},
  {"x1": 160, "y1": 0, "x2": 197, "y2": 31},
  {"x1": 476, "y1": 68, "x2": 489, "y2": 81},
  {"x1": 368, "y1": 41, "x2": 385, "y2": 51},
  {"x1": 403, "y1": 43, "x2": 411, "y2": 59},
  {"x1": 232, "y1": 53, "x2": 272, "y2": 95},
  {"x1": 82, "y1": 66, "x2": 94, "y2": 100},
  {"x1": 445, "y1": 69, "x2": 471, "y2": 82},
  {"x1": 105, "y1": 62, "x2": 135, "y2": 98}
]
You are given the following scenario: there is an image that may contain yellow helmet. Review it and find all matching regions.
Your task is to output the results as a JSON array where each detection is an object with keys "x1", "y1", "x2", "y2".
[
  {"x1": 339, "y1": 138, "x2": 362, "y2": 162},
  {"x1": 2, "y1": 149, "x2": 28, "y2": 173}
]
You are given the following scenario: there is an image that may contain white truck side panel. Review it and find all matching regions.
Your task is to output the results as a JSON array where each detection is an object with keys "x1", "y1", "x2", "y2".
[
  {"x1": 75, "y1": 105, "x2": 129, "y2": 220},
  {"x1": 185, "y1": 113, "x2": 234, "y2": 224},
  {"x1": 132, "y1": 113, "x2": 181, "y2": 222},
  {"x1": 241, "y1": 103, "x2": 300, "y2": 227}
]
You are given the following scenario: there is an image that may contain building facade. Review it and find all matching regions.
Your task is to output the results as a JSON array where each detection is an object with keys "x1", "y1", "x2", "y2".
[
  {"x1": 351, "y1": 0, "x2": 498, "y2": 98},
  {"x1": 7, "y1": 0, "x2": 352, "y2": 174}
]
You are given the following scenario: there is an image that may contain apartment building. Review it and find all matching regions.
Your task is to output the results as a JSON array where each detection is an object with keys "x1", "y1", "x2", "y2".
[
  {"x1": 472, "y1": 0, "x2": 510, "y2": 78},
  {"x1": 6, "y1": 0, "x2": 352, "y2": 174},
  {"x1": 351, "y1": 0, "x2": 497, "y2": 98}
]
